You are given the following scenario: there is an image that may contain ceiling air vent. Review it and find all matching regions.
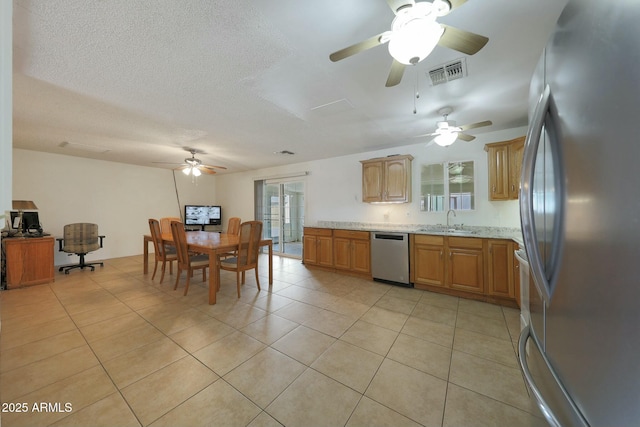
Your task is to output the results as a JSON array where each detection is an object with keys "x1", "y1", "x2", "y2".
[{"x1": 427, "y1": 58, "x2": 467, "y2": 86}]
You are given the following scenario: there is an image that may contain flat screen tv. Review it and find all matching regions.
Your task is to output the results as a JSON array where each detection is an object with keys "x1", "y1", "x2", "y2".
[{"x1": 184, "y1": 205, "x2": 221, "y2": 226}]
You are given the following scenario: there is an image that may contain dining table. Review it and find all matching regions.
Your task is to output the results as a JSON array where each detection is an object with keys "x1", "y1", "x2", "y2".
[{"x1": 143, "y1": 231, "x2": 273, "y2": 304}]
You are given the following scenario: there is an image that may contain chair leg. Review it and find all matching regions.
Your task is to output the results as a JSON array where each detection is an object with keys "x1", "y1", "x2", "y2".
[
  {"x1": 174, "y1": 268, "x2": 182, "y2": 290},
  {"x1": 255, "y1": 268, "x2": 261, "y2": 291},
  {"x1": 160, "y1": 261, "x2": 167, "y2": 283},
  {"x1": 152, "y1": 259, "x2": 159, "y2": 280},
  {"x1": 241, "y1": 271, "x2": 246, "y2": 284},
  {"x1": 236, "y1": 271, "x2": 241, "y2": 298},
  {"x1": 184, "y1": 269, "x2": 192, "y2": 296}
]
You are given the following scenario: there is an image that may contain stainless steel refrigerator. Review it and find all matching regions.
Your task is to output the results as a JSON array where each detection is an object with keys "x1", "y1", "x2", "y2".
[{"x1": 518, "y1": 0, "x2": 640, "y2": 425}]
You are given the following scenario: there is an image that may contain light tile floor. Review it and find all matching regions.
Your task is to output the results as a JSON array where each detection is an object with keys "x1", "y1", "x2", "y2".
[{"x1": 0, "y1": 254, "x2": 546, "y2": 427}]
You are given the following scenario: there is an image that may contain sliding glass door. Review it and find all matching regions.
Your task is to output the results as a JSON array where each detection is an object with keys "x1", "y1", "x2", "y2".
[{"x1": 261, "y1": 180, "x2": 304, "y2": 257}]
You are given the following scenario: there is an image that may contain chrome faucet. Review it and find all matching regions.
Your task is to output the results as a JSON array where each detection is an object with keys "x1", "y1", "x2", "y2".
[{"x1": 447, "y1": 209, "x2": 456, "y2": 229}]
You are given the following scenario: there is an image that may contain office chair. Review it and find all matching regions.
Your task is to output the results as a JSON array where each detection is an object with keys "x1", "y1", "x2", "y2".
[{"x1": 57, "y1": 223, "x2": 105, "y2": 274}]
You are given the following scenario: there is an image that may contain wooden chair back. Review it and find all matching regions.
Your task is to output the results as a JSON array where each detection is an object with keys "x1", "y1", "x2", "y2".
[
  {"x1": 149, "y1": 219, "x2": 167, "y2": 259},
  {"x1": 170, "y1": 221, "x2": 190, "y2": 268},
  {"x1": 160, "y1": 217, "x2": 181, "y2": 234},
  {"x1": 227, "y1": 217, "x2": 241, "y2": 235},
  {"x1": 236, "y1": 221, "x2": 263, "y2": 270}
]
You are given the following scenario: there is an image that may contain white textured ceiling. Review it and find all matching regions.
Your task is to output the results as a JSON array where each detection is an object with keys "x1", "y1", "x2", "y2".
[{"x1": 12, "y1": 0, "x2": 567, "y2": 173}]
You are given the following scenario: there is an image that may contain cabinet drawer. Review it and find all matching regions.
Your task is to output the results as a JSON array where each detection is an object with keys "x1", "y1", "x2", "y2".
[
  {"x1": 334, "y1": 229, "x2": 369, "y2": 240},
  {"x1": 414, "y1": 234, "x2": 444, "y2": 245},
  {"x1": 448, "y1": 236, "x2": 483, "y2": 249},
  {"x1": 304, "y1": 227, "x2": 333, "y2": 237}
]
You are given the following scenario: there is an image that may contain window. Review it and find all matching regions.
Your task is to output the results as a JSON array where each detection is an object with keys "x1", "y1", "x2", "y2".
[{"x1": 420, "y1": 160, "x2": 475, "y2": 212}]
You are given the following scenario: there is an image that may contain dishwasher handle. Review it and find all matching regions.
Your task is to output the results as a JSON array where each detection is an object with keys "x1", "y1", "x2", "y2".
[{"x1": 373, "y1": 233, "x2": 406, "y2": 240}]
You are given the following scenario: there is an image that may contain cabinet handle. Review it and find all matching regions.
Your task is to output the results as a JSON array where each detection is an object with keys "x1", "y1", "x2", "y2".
[
  {"x1": 512, "y1": 184, "x2": 516, "y2": 192},
  {"x1": 440, "y1": 250, "x2": 443, "y2": 258},
  {"x1": 449, "y1": 251, "x2": 452, "y2": 258},
  {"x1": 492, "y1": 185, "x2": 496, "y2": 193}
]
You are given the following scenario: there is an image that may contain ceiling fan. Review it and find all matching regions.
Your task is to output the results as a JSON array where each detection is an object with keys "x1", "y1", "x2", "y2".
[
  {"x1": 417, "y1": 107, "x2": 492, "y2": 146},
  {"x1": 154, "y1": 148, "x2": 227, "y2": 176},
  {"x1": 329, "y1": 0, "x2": 489, "y2": 87}
]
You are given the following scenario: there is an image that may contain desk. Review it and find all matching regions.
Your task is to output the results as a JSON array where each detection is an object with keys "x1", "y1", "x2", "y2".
[
  {"x1": 143, "y1": 231, "x2": 272, "y2": 304},
  {"x1": 3, "y1": 236, "x2": 55, "y2": 288}
]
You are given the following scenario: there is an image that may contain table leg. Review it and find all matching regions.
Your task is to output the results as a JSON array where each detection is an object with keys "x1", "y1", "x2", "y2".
[
  {"x1": 268, "y1": 242, "x2": 273, "y2": 285},
  {"x1": 208, "y1": 250, "x2": 218, "y2": 305}
]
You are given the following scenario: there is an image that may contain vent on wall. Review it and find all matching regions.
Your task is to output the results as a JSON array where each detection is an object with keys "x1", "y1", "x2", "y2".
[{"x1": 427, "y1": 58, "x2": 467, "y2": 86}]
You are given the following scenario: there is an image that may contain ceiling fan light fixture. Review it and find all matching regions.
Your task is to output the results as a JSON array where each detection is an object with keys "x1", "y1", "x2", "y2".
[
  {"x1": 388, "y1": 4, "x2": 444, "y2": 65},
  {"x1": 192, "y1": 167, "x2": 202, "y2": 177},
  {"x1": 182, "y1": 167, "x2": 192, "y2": 175},
  {"x1": 434, "y1": 131, "x2": 458, "y2": 146}
]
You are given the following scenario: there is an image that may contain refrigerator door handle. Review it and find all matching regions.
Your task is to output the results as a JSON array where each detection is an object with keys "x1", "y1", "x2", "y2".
[
  {"x1": 521, "y1": 84, "x2": 554, "y2": 304},
  {"x1": 518, "y1": 326, "x2": 589, "y2": 427}
]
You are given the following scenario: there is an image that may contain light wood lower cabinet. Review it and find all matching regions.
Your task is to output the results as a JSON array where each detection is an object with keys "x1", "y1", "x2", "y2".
[
  {"x1": 411, "y1": 235, "x2": 517, "y2": 306},
  {"x1": 303, "y1": 228, "x2": 371, "y2": 277},
  {"x1": 412, "y1": 235, "x2": 446, "y2": 288},
  {"x1": 4, "y1": 236, "x2": 55, "y2": 288},
  {"x1": 333, "y1": 230, "x2": 370, "y2": 274},
  {"x1": 448, "y1": 237, "x2": 485, "y2": 294},
  {"x1": 302, "y1": 228, "x2": 333, "y2": 268},
  {"x1": 487, "y1": 239, "x2": 515, "y2": 299},
  {"x1": 412, "y1": 235, "x2": 484, "y2": 295}
]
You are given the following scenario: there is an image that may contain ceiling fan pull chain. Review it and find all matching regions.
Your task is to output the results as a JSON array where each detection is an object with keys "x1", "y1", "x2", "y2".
[{"x1": 413, "y1": 69, "x2": 419, "y2": 114}]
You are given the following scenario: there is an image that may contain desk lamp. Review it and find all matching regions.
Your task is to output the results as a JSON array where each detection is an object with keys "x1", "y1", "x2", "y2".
[{"x1": 12, "y1": 200, "x2": 38, "y2": 237}]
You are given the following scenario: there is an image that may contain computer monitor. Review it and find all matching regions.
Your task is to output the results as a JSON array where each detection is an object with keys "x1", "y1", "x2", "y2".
[
  {"x1": 10, "y1": 211, "x2": 40, "y2": 232},
  {"x1": 184, "y1": 205, "x2": 221, "y2": 227}
]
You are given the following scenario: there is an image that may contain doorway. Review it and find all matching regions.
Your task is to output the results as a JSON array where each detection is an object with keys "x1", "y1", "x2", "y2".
[{"x1": 261, "y1": 180, "x2": 304, "y2": 257}]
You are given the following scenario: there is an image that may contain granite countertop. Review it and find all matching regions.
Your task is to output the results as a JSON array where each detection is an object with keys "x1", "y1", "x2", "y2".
[{"x1": 315, "y1": 221, "x2": 524, "y2": 245}]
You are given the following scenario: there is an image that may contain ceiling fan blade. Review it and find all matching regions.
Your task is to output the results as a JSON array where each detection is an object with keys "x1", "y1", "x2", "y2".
[
  {"x1": 198, "y1": 167, "x2": 217, "y2": 175},
  {"x1": 202, "y1": 164, "x2": 227, "y2": 170},
  {"x1": 385, "y1": 60, "x2": 405, "y2": 87},
  {"x1": 457, "y1": 132, "x2": 476, "y2": 142},
  {"x1": 413, "y1": 132, "x2": 438, "y2": 138},
  {"x1": 329, "y1": 33, "x2": 387, "y2": 62},
  {"x1": 459, "y1": 120, "x2": 493, "y2": 131},
  {"x1": 152, "y1": 161, "x2": 183, "y2": 165},
  {"x1": 446, "y1": 0, "x2": 468, "y2": 11},
  {"x1": 438, "y1": 24, "x2": 489, "y2": 55},
  {"x1": 386, "y1": 0, "x2": 414, "y2": 14}
]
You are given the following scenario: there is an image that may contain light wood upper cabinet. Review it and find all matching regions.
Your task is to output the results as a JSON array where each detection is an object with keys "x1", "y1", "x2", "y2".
[
  {"x1": 361, "y1": 154, "x2": 413, "y2": 203},
  {"x1": 485, "y1": 136, "x2": 525, "y2": 200}
]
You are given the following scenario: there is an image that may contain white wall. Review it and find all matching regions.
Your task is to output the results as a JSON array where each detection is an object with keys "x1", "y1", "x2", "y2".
[
  {"x1": 11, "y1": 125, "x2": 524, "y2": 265},
  {"x1": 214, "y1": 126, "x2": 527, "y2": 229},
  {"x1": 12, "y1": 149, "x2": 217, "y2": 265},
  {"x1": 1, "y1": 0, "x2": 12, "y2": 216}
]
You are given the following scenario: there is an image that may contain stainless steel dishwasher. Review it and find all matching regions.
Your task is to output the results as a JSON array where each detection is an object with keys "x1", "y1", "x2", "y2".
[{"x1": 370, "y1": 232, "x2": 410, "y2": 286}]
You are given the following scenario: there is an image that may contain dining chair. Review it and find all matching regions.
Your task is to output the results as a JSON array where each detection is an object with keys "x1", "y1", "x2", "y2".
[
  {"x1": 170, "y1": 220, "x2": 209, "y2": 296},
  {"x1": 220, "y1": 216, "x2": 241, "y2": 260},
  {"x1": 160, "y1": 217, "x2": 181, "y2": 235},
  {"x1": 148, "y1": 218, "x2": 177, "y2": 283},
  {"x1": 227, "y1": 217, "x2": 241, "y2": 235},
  {"x1": 220, "y1": 220, "x2": 263, "y2": 298}
]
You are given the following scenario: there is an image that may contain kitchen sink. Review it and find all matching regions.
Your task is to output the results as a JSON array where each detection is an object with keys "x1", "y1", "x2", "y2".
[
  {"x1": 446, "y1": 229, "x2": 477, "y2": 235},
  {"x1": 414, "y1": 228, "x2": 477, "y2": 236}
]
